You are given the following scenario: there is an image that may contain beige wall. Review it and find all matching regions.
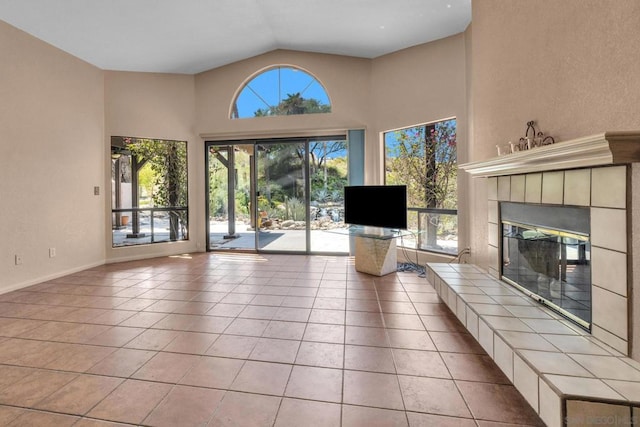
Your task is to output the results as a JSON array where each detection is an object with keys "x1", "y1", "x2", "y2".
[
  {"x1": 104, "y1": 71, "x2": 200, "y2": 262},
  {"x1": 195, "y1": 50, "x2": 371, "y2": 141},
  {"x1": 372, "y1": 34, "x2": 466, "y2": 140},
  {"x1": 371, "y1": 34, "x2": 469, "y2": 256},
  {"x1": 469, "y1": 0, "x2": 640, "y2": 267},
  {"x1": 0, "y1": 20, "x2": 105, "y2": 292}
]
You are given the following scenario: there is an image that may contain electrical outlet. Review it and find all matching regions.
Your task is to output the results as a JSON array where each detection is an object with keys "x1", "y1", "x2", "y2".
[
  {"x1": 15, "y1": 254, "x2": 23, "y2": 265},
  {"x1": 49, "y1": 248, "x2": 56, "y2": 258},
  {"x1": 94, "y1": 186, "x2": 100, "y2": 195}
]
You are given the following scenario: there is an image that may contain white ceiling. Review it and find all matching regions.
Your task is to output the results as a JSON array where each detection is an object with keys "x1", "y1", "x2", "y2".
[{"x1": 0, "y1": 0, "x2": 471, "y2": 74}]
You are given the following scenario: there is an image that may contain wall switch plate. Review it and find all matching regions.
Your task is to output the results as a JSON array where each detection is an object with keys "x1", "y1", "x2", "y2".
[
  {"x1": 94, "y1": 186, "x2": 100, "y2": 195},
  {"x1": 49, "y1": 248, "x2": 56, "y2": 258},
  {"x1": 15, "y1": 254, "x2": 23, "y2": 265}
]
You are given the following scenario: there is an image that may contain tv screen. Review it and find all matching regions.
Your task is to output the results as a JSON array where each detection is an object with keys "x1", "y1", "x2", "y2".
[{"x1": 344, "y1": 185, "x2": 407, "y2": 229}]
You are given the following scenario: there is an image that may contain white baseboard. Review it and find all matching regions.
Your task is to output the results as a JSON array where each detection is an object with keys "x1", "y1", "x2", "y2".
[{"x1": 0, "y1": 260, "x2": 106, "y2": 295}]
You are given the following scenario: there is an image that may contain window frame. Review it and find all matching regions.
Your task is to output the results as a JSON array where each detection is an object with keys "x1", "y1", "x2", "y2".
[
  {"x1": 110, "y1": 136, "x2": 189, "y2": 248},
  {"x1": 383, "y1": 118, "x2": 458, "y2": 255},
  {"x1": 230, "y1": 65, "x2": 332, "y2": 119}
]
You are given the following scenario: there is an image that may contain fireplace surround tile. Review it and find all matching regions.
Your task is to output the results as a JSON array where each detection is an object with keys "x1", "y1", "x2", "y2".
[
  {"x1": 488, "y1": 200, "x2": 498, "y2": 223},
  {"x1": 465, "y1": 306, "x2": 479, "y2": 339},
  {"x1": 513, "y1": 354, "x2": 539, "y2": 412},
  {"x1": 623, "y1": 357, "x2": 640, "y2": 371},
  {"x1": 478, "y1": 319, "x2": 493, "y2": 356},
  {"x1": 487, "y1": 247, "x2": 499, "y2": 279},
  {"x1": 524, "y1": 173, "x2": 542, "y2": 204},
  {"x1": 493, "y1": 335, "x2": 513, "y2": 380},
  {"x1": 447, "y1": 288, "x2": 457, "y2": 310},
  {"x1": 469, "y1": 303, "x2": 512, "y2": 317},
  {"x1": 478, "y1": 285, "x2": 517, "y2": 296},
  {"x1": 489, "y1": 295, "x2": 534, "y2": 306},
  {"x1": 455, "y1": 296, "x2": 466, "y2": 323},
  {"x1": 538, "y1": 379, "x2": 561, "y2": 427},
  {"x1": 510, "y1": 175, "x2": 525, "y2": 202},
  {"x1": 496, "y1": 331, "x2": 556, "y2": 351},
  {"x1": 541, "y1": 171, "x2": 564, "y2": 205},
  {"x1": 565, "y1": 401, "x2": 631, "y2": 426},
  {"x1": 564, "y1": 168, "x2": 591, "y2": 206},
  {"x1": 569, "y1": 354, "x2": 640, "y2": 382},
  {"x1": 591, "y1": 246, "x2": 628, "y2": 297},
  {"x1": 488, "y1": 177, "x2": 497, "y2": 201},
  {"x1": 503, "y1": 305, "x2": 554, "y2": 319},
  {"x1": 591, "y1": 324, "x2": 628, "y2": 355},
  {"x1": 497, "y1": 176, "x2": 510, "y2": 201},
  {"x1": 591, "y1": 207, "x2": 627, "y2": 253},
  {"x1": 540, "y1": 334, "x2": 611, "y2": 355},
  {"x1": 519, "y1": 350, "x2": 593, "y2": 377},
  {"x1": 473, "y1": 279, "x2": 508, "y2": 288},
  {"x1": 543, "y1": 375, "x2": 623, "y2": 400},
  {"x1": 592, "y1": 285, "x2": 629, "y2": 341},
  {"x1": 520, "y1": 319, "x2": 581, "y2": 335},
  {"x1": 592, "y1": 165, "x2": 626, "y2": 209},
  {"x1": 482, "y1": 316, "x2": 532, "y2": 333},
  {"x1": 449, "y1": 285, "x2": 485, "y2": 295},
  {"x1": 604, "y1": 379, "x2": 640, "y2": 401},
  {"x1": 487, "y1": 223, "x2": 499, "y2": 247}
]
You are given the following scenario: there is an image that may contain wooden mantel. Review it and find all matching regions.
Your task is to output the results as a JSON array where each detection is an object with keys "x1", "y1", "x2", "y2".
[{"x1": 459, "y1": 131, "x2": 640, "y2": 177}]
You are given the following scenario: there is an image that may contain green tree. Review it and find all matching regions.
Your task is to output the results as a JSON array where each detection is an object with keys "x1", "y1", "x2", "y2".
[
  {"x1": 254, "y1": 92, "x2": 331, "y2": 117},
  {"x1": 386, "y1": 120, "x2": 457, "y2": 249},
  {"x1": 127, "y1": 138, "x2": 188, "y2": 241}
]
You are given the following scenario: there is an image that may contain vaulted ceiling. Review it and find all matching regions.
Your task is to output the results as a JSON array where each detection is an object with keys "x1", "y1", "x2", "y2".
[{"x1": 0, "y1": 0, "x2": 471, "y2": 74}]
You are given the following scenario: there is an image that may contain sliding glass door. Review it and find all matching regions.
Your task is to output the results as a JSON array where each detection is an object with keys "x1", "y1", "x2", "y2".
[
  {"x1": 256, "y1": 141, "x2": 307, "y2": 251},
  {"x1": 207, "y1": 144, "x2": 255, "y2": 250},
  {"x1": 206, "y1": 137, "x2": 349, "y2": 254}
]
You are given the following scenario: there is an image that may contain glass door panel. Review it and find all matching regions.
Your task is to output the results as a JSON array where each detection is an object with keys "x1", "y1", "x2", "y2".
[
  {"x1": 207, "y1": 144, "x2": 255, "y2": 250},
  {"x1": 208, "y1": 136, "x2": 351, "y2": 254},
  {"x1": 256, "y1": 142, "x2": 307, "y2": 252},
  {"x1": 309, "y1": 139, "x2": 350, "y2": 253}
]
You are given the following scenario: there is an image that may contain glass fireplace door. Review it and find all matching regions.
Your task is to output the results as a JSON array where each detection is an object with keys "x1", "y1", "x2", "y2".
[
  {"x1": 499, "y1": 201, "x2": 592, "y2": 329},
  {"x1": 502, "y1": 222, "x2": 591, "y2": 329}
]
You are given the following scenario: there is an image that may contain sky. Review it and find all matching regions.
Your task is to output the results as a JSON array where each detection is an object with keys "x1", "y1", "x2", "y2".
[{"x1": 234, "y1": 66, "x2": 331, "y2": 118}]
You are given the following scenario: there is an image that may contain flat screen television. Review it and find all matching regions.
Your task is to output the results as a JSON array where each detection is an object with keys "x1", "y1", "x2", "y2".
[{"x1": 344, "y1": 185, "x2": 407, "y2": 230}]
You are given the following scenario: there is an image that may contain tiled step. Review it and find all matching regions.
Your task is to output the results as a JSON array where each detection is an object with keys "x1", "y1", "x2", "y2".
[{"x1": 426, "y1": 263, "x2": 640, "y2": 427}]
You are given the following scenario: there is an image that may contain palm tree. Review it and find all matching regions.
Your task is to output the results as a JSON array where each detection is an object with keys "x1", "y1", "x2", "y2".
[{"x1": 279, "y1": 92, "x2": 304, "y2": 115}]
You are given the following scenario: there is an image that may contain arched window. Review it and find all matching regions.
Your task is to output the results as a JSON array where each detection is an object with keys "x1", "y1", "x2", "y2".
[{"x1": 231, "y1": 66, "x2": 331, "y2": 119}]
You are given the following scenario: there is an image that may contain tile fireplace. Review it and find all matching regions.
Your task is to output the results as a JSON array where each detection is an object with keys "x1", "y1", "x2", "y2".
[{"x1": 461, "y1": 131, "x2": 640, "y2": 359}]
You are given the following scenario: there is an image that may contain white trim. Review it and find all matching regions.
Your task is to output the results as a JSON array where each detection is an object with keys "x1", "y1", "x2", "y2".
[
  {"x1": 460, "y1": 131, "x2": 640, "y2": 177},
  {"x1": 0, "y1": 260, "x2": 105, "y2": 295},
  {"x1": 200, "y1": 126, "x2": 358, "y2": 141}
]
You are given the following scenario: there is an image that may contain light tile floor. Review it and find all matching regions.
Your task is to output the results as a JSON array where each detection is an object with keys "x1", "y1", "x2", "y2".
[{"x1": 0, "y1": 253, "x2": 544, "y2": 426}]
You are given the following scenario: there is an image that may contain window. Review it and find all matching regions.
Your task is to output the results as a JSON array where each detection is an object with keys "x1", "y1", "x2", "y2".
[
  {"x1": 231, "y1": 66, "x2": 331, "y2": 119},
  {"x1": 111, "y1": 136, "x2": 188, "y2": 247},
  {"x1": 384, "y1": 119, "x2": 457, "y2": 254}
]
